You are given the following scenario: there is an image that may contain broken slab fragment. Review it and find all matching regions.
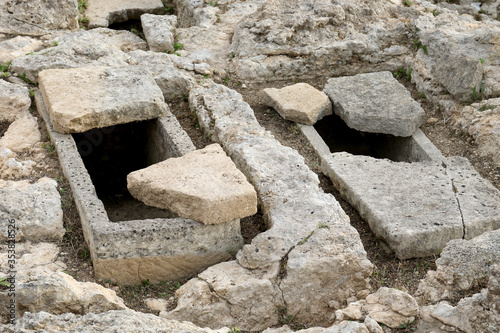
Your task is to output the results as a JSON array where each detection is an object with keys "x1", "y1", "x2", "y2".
[
  {"x1": 322, "y1": 152, "x2": 463, "y2": 259},
  {"x1": 262, "y1": 83, "x2": 332, "y2": 125},
  {"x1": 0, "y1": 80, "x2": 31, "y2": 121},
  {"x1": 0, "y1": 178, "x2": 64, "y2": 242},
  {"x1": 38, "y1": 66, "x2": 167, "y2": 133},
  {"x1": 86, "y1": 0, "x2": 165, "y2": 28},
  {"x1": 141, "y1": 14, "x2": 177, "y2": 53},
  {"x1": 0, "y1": 114, "x2": 41, "y2": 152},
  {"x1": 323, "y1": 71, "x2": 425, "y2": 137},
  {"x1": 128, "y1": 143, "x2": 257, "y2": 225}
]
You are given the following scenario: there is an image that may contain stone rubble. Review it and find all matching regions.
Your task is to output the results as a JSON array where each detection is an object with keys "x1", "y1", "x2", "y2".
[
  {"x1": 127, "y1": 143, "x2": 258, "y2": 225},
  {"x1": 141, "y1": 14, "x2": 177, "y2": 53},
  {"x1": 0, "y1": 79, "x2": 31, "y2": 121},
  {"x1": 0, "y1": 114, "x2": 41, "y2": 152},
  {"x1": 0, "y1": 178, "x2": 64, "y2": 242},
  {"x1": 262, "y1": 83, "x2": 332, "y2": 125}
]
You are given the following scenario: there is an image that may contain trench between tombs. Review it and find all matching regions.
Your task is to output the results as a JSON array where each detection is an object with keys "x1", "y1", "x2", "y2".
[{"x1": 72, "y1": 119, "x2": 177, "y2": 222}]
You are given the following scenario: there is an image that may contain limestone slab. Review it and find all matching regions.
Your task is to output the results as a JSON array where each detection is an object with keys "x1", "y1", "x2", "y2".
[
  {"x1": 0, "y1": 178, "x2": 64, "y2": 242},
  {"x1": 322, "y1": 152, "x2": 464, "y2": 259},
  {"x1": 141, "y1": 14, "x2": 177, "y2": 53},
  {"x1": 128, "y1": 143, "x2": 258, "y2": 224},
  {"x1": 323, "y1": 71, "x2": 425, "y2": 137},
  {"x1": 446, "y1": 156, "x2": 500, "y2": 239},
  {"x1": 38, "y1": 66, "x2": 167, "y2": 133},
  {"x1": 262, "y1": 83, "x2": 332, "y2": 125},
  {"x1": 0, "y1": 80, "x2": 31, "y2": 121},
  {"x1": 86, "y1": 0, "x2": 165, "y2": 28}
]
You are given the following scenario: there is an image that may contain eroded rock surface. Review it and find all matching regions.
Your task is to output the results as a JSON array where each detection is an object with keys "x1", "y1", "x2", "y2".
[
  {"x1": 416, "y1": 229, "x2": 500, "y2": 304},
  {"x1": 128, "y1": 143, "x2": 258, "y2": 225},
  {"x1": 0, "y1": 36, "x2": 44, "y2": 64},
  {"x1": 38, "y1": 66, "x2": 167, "y2": 133},
  {"x1": 141, "y1": 14, "x2": 177, "y2": 53},
  {"x1": 0, "y1": 80, "x2": 31, "y2": 121},
  {"x1": 0, "y1": 178, "x2": 64, "y2": 242},
  {"x1": 0, "y1": 114, "x2": 41, "y2": 152}
]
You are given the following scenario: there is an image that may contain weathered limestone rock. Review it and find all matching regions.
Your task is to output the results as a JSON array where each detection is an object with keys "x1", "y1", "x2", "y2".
[
  {"x1": 0, "y1": 271, "x2": 126, "y2": 321},
  {"x1": 127, "y1": 50, "x2": 195, "y2": 98},
  {"x1": 452, "y1": 98, "x2": 500, "y2": 165},
  {"x1": 262, "y1": 83, "x2": 332, "y2": 125},
  {"x1": 229, "y1": 0, "x2": 410, "y2": 82},
  {"x1": 165, "y1": 82, "x2": 372, "y2": 330},
  {"x1": 412, "y1": 13, "x2": 500, "y2": 101},
  {"x1": 418, "y1": 264, "x2": 500, "y2": 333},
  {"x1": 280, "y1": 225, "x2": 373, "y2": 325},
  {"x1": 10, "y1": 28, "x2": 147, "y2": 83},
  {"x1": 446, "y1": 156, "x2": 500, "y2": 239},
  {"x1": 323, "y1": 72, "x2": 425, "y2": 137},
  {"x1": 0, "y1": 157, "x2": 35, "y2": 179},
  {"x1": 163, "y1": 260, "x2": 282, "y2": 331},
  {"x1": 263, "y1": 319, "x2": 383, "y2": 333},
  {"x1": 38, "y1": 66, "x2": 167, "y2": 133},
  {"x1": 145, "y1": 298, "x2": 170, "y2": 313},
  {"x1": 128, "y1": 144, "x2": 258, "y2": 225},
  {"x1": 141, "y1": 14, "x2": 177, "y2": 53},
  {"x1": 340, "y1": 287, "x2": 419, "y2": 329},
  {"x1": 322, "y1": 152, "x2": 500, "y2": 259},
  {"x1": 416, "y1": 229, "x2": 500, "y2": 304},
  {"x1": 0, "y1": 36, "x2": 44, "y2": 64},
  {"x1": 0, "y1": 114, "x2": 41, "y2": 152},
  {"x1": 0, "y1": 0, "x2": 78, "y2": 36},
  {"x1": 0, "y1": 80, "x2": 31, "y2": 121},
  {"x1": 0, "y1": 310, "x2": 229, "y2": 333},
  {"x1": 86, "y1": 0, "x2": 165, "y2": 28},
  {"x1": 0, "y1": 178, "x2": 64, "y2": 242},
  {"x1": 0, "y1": 242, "x2": 65, "y2": 276}
]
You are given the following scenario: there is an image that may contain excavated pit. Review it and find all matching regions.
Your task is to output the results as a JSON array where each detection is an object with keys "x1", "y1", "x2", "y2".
[
  {"x1": 313, "y1": 113, "x2": 442, "y2": 163},
  {"x1": 72, "y1": 121, "x2": 176, "y2": 222}
]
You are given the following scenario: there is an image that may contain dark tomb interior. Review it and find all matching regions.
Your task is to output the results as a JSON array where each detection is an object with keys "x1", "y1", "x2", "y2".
[
  {"x1": 314, "y1": 113, "x2": 419, "y2": 162},
  {"x1": 72, "y1": 120, "x2": 177, "y2": 222}
]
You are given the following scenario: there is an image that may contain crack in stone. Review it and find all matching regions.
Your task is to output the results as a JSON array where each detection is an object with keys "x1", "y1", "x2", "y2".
[
  {"x1": 197, "y1": 276, "x2": 235, "y2": 307},
  {"x1": 443, "y1": 162, "x2": 466, "y2": 239}
]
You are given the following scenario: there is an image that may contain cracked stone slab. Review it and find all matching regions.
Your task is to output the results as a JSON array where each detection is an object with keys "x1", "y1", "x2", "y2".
[
  {"x1": 446, "y1": 156, "x2": 500, "y2": 239},
  {"x1": 86, "y1": 0, "x2": 165, "y2": 28},
  {"x1": 127, "y1": 144, "x2": 258, "y2": 225},
  {"x1": 322, "y1": 152, "x2": 500, "y2": 259},
  {"x1": 323, "y1": 152, "x2": 462, "y2": 259},
  {"x1": 38, "y1": 66, "x2": 167, "y2": 133},
  {"x1": 323, "y1": 71, "x2": 425, "y2": 137}
]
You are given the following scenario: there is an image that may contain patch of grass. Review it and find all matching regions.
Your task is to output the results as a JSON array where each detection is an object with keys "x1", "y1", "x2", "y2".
[
  {"x1": 209, "y1": 1, "x2": 218, "y2": 6},
  {"x1": 404, "y1": 0, "x2": 411, "y2": 6},
  {"x1": 0, "y1": 61, "x2": 10, "y2": 78},
  {"x1": 0, "y1": 277, "x2": 11, "y2": 288},
  {"x1": 78, "y1": 0, "x2": 87, "y2": 12},
  {"x1": 432, "y1": 9, "x2": 438, "y2": 16},
  {"x1": 393, "y1": 67, "x2": 412, "y2": 80},
  {"x1": 174, "y1": 42, "x2": 183, "y2": 52},
  {"x1": 479, "y1": 57, "x2": 485, "y2": 64},
  {"x1": 413, "y1": 40, "x2": 428, "y2": 55},
  {"x1": 42, "y1": 142, "x2": 56, "y2": 153},
  {"x1": 470, "y1": 83, "x2": 485, "y2": 102},
  {"x1": 18, "y1": 73, "x2": 37, "y2": 85},
  {"x1": 478, "y1": 105, "x2": 497, "y2": 112}
]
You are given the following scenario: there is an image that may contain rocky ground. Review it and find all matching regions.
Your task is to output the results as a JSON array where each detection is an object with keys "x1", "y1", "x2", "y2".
[{"x1": 1, "y1": 0, "x2": 500, "y2": 332}]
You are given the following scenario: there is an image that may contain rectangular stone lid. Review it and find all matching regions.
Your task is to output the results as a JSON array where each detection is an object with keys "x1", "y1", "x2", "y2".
[
  {"x1": 38, "y1": 66, "x2": 167, "y2": 134},
  {"x1": 323, "y1": 71, "x2": 425, "y2": 137}
]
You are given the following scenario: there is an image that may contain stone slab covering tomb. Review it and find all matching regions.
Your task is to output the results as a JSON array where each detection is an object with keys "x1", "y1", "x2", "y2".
[
  {"x1": 322, "y1": 152, "x2": 500, "y2": 259},
  {"x1": 128, "y1": 143, "x2": 258, "y2": 225},
  {"x1": 262, "y1": 83, "x2": 333, "y2": 125},
  {"x1": 38, "y1": 66, "x2": 167, "y2": 134},
  {"x1": 323, "y1": 71, "x2": 426, "y2": 137},
  {"x1": 35, "y1": 91, "x2": 244, "y2": 285}
]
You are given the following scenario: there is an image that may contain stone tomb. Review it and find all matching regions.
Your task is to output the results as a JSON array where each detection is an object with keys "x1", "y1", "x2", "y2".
[
  {"x1": 35, "y1": 91, "x2": 244, "y2": 285},
  {"x1": 300, "y1": 102, "x2": 500, "y2": 259}
]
